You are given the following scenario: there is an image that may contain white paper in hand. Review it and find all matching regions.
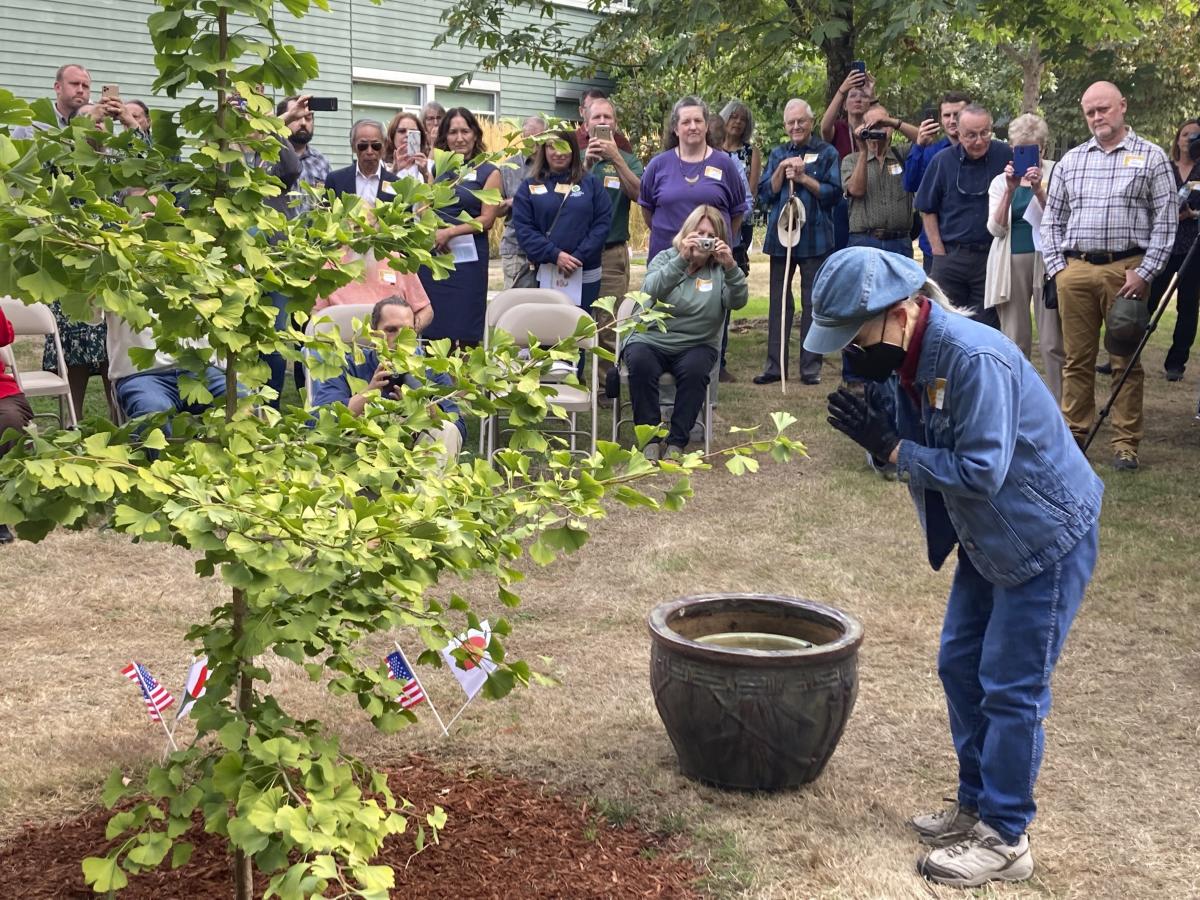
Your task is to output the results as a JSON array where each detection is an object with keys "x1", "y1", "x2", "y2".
[
  {"x1": 447, "y1": 233, "x2": 479, "y2": 264},
  {"x1": 1023, "y1": 196, "x2": 1045, "y2": 252},
  {"x1": 537, "y1": 263, "x2": 583, "y2": 305}
]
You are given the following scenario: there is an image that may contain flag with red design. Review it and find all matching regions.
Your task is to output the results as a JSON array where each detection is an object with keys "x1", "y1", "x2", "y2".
[{"x1": 439, "y1": 620, "x2": 497, "y2": 700}]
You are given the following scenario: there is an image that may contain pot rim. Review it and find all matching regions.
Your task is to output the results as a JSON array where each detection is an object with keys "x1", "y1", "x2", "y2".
[{"x1": 647, "y1": 593, "x2": 864, "y2": 665}]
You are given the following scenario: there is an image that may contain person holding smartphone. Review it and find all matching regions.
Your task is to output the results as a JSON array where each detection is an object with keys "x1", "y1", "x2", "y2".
[
  {"x1": 276, "y1": 94, "x2": 331, "y2": 215},
  {"x1": 983, "y1": 114, "x2": 1064, "y2": 400},
  {"x1": 904, "y1": 91, "x2": 971, "y2": 273},
  {"x1": 384, "y1": 112, "x2": 432, "y2": 183},
  {"x1": 625, "y1": 206, "x2": 747, "y2": 459}
]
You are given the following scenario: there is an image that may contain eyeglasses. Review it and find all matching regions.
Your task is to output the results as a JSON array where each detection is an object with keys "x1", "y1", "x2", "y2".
[
  {"x1": 785, "y1": 118, "x2": 813, "y2": 128},
  {"x1": 959, "y1": 130, "x2": 992, "y2": 143},
  {"x1": 356, "y1": 141, "x2": 383, "y2": 152},
  {"x1": 955, "y1": 156, "x2": 990, "y2": 197}
]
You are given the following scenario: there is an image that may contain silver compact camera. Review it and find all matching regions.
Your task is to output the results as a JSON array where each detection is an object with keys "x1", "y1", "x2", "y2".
[{"x1": 696, "y1": 237, "x2": 716, "y2": 252}]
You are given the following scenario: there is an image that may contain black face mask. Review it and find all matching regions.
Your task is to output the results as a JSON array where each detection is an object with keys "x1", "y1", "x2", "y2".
[{"x1": 845, "y1": 341, "x2": 906, "y2": 382}]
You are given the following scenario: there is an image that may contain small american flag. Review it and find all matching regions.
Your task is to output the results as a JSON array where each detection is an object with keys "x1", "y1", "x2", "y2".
[
  {"x1": 121, "y1": 662, "x2": 175, "y2": 721},
  {"x1": 385, "y1": 649, "x2": 426, "y2": 709}
]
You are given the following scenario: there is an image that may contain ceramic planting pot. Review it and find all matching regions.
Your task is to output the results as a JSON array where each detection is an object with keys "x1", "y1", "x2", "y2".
[{"x1": 647, "y1": 593, "x2": 863, "y2": 791}]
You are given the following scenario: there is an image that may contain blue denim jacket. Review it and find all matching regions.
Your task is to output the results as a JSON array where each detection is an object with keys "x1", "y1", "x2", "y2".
[{"x1": 884, "y1": 303, "x2": 1103, "y2": 587}]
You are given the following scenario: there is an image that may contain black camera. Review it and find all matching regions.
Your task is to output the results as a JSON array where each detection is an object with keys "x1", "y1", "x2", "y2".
[
  {"x1": 1188, "y1": 132, "x2": 1200, "y2": 163},
  {"x1": 860, "y1": 128, "x2": 887, "y2": 142}
]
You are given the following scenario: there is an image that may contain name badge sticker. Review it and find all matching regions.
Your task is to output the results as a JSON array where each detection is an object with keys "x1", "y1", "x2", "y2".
[
  {"x1": 803, "y1": 153, "x2": 819, "y2": 165},
  {"x1": 529, "y1": 183, "x2": 548, "y2": 195},
  {"x1": 704, "y1": 165, "x2": 724, "y2": 181},
  {"x1": 888, "y1": 163, "x2": 903, "y2": 176},
  {"x1": 462, "y1": 168, "x2": 477, "y2": 182},
  {"x1": 696, "y1": 278, "x2": 713, "y2": 292},
  {"x1": 926, "y1": 377, "x2": 947, "y2": 410},
  {"x1": 554, "y1": 182, "x2": 571, "y2": 194},
  {"x1": 603, "y1": 175, "x2": 621, "y2": 190},
  {"x1": 1123, "y1": 154, "x2": 1146, "y2": 169}
]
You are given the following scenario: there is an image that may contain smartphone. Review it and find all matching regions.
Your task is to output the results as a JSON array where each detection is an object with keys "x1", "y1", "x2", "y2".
[
  {"x1": 101, "y1": 84, "x2": 120, "y2": 101},
  {"x1": 307, "y1": 96, "x2": 338, "y2": 112},
  {"x1": 1012, "y1": 144, "x2": 1039, "y2": 178},
  {"x1": 406, "y1": 129, "x2": 422, "y2": 157},
  {"x1": 921, "y1": 106, "x2": 937, "y2": 124},
  {"x1": 591, "y1": 124, "x2": 613, "y2": 142},
  {"x1": 850, "y1": 60, "x2": 866, "y2": 74}
]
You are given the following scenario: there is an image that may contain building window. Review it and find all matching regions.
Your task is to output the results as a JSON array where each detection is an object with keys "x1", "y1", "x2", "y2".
[
  {"x1": 351, "y1": 80, "x2": 422, "y2": 127},
  {"x1": 434, "y1": 88, "x2": 497, "y2": 122}
]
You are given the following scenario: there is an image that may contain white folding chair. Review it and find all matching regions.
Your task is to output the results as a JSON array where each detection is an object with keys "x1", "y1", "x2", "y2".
[
  {"x1": 479, "y1": 288, "x2": 574, "y2": 452},
  {"x1": 610, "y1": 297, "x2": 716, "y2": 454},
  {"x1": 301, "y1": 304, "x2": 376, "y2": 409},
  {"x1": 487, "y1": 304, "x2": 597, "y2": 459},
  {"x1": 0, "y1": 297, "x2": 78, "y2": 428}
]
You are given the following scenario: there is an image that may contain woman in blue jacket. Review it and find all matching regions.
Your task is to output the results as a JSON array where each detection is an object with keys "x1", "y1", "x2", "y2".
[
  {"x1": 511, "y1": 131, "x2": 612, "y2": 311},
  {"x1": 807, "y1": 247, "x2": 1103, "y2": 890}
]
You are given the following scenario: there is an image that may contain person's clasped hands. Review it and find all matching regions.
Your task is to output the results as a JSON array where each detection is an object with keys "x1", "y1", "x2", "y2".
[{"x1": 826, "y1": 386, "x2": 900, "y2": 466}]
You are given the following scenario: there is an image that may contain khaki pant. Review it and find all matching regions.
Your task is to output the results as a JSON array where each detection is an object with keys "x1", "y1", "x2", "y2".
[
  {"x1": 500, "y1": 252, "x2": 530, "y2": 289},
  {"x1": 595, "y1": 243, "x2": 630, "y2": 380},
  {"x1": 1056, "y1": 256, "x2": 1144, "y2": 453}
]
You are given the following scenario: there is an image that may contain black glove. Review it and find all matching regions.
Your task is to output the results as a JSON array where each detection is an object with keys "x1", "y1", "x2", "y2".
[{"x1": 827, "y1": 387, "x2": 900, "y2": 465}]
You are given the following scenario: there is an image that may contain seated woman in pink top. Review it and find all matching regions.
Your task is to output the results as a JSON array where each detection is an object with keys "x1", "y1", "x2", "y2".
[{"x1": 314, "y1": 249, "x2": 434, "y2": 332}]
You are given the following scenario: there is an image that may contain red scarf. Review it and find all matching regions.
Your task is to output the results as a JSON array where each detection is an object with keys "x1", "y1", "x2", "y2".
[{"x1": 897, "y1": 297, "x2": 931, "y2": 406}]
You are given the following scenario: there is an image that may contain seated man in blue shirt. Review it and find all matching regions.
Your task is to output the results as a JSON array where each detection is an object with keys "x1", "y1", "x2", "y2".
[
  {"x1": 915, "y1": 104, "x2": 1011, "y2": 328},
  {"x1": 310, "y1": 296, "x2": 466, "y2": 443}
]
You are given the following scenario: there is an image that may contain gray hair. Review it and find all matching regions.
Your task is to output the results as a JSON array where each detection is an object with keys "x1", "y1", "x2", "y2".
[
  {"x1": 719, "y1": 100, "x2": 755, "y2": 142},
  {"x1": 422, "y1": 101, "x2": 446, "y2": 118},
  {"x1": 784, "y1": 98, "x2": 814, "y2": 121},
  {"x1": 919, "y1": 279, "x2": 972, "y2": 316},
  {"x1": 1008, "y1": 113, "x2": 1049, "y2": 149},
  {"x1": 956, "y1": 104, "x2": 992, "y2": 124},
  {"x1": 371, "y1": 294, "x2": 413, "y2": 328},
  {"x1": 349, "y1": 118, "x2": 384, "y2": 145},
  {"x1": 522, "y1": 114, "x2": 548, "y2": 132}
]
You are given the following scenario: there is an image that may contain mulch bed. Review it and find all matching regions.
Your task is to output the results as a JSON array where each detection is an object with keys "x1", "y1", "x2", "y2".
[{"x1": 0, "y1": 755, "x2": 701, "y2": 898}]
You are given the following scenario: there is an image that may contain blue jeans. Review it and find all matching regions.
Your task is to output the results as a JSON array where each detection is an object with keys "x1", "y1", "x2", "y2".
[
  {"x1": 115, "y1": 366, "x2": 228, "y2": 423},
  {"x1": 847, "y1": 232, "x2": 913, "y2": 258},
  {"x1": 938, "y1": 522, "x2": 1099, "y2": 845}
]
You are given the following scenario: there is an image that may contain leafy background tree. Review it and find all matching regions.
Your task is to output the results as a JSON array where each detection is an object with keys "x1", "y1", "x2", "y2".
[
  {"x1": 0, "y1": 0, "x2": 802, "y2": 897},
  {"x1": 440, "y1": 0, "x2": 1199, "y2": 153}
]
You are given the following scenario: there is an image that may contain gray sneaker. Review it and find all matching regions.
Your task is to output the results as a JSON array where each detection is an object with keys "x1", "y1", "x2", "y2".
[
  {"x1": 642, "y1": 441, "x2": 661, "y2": 462},
  {"x1": 916, "y1": 820, "x2": 1034, "y2": 887},
  {"x1": 909, "y1": 799, "x2": 980, "y2": 847}
]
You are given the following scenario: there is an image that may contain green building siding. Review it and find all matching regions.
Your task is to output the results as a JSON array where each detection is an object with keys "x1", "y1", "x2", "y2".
[{"x1": 0, "y1": 0, "x2": 610, "y2": 167}]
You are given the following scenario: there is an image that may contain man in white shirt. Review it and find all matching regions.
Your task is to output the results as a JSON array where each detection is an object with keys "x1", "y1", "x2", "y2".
[{"x1": 326, "y1": 119, "x2": 398, "y2": 204}]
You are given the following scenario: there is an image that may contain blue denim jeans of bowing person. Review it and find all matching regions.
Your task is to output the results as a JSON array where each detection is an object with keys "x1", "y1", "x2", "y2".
[
  {"x1": 115, "y1": 366, "x2": 228, "y2": 426},
  {"x1": 847, "y1": 232, "x2": 913, "y2": 258},
  {"x1": 938, "y1": 521, "x2": 1099, "y2": 846}
]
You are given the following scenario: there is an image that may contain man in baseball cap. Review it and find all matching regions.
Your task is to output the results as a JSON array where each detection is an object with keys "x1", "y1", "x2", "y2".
[{"x1": 810, "y1": 246, "x2": 1103, "y2": 889}]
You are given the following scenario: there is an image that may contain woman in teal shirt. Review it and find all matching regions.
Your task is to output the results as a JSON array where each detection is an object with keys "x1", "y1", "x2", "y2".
[
  {"x1": 984, "y1": 113, "x2": 1065, "y2": 400},
  {"x1": 625, "y1": 205, "x2": 748, "y2": 458}
]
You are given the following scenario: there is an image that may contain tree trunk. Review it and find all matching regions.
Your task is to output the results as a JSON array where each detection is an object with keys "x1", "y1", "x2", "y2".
[
  {"x1": 823, "y1": 3, "x2": 856, "y2": 104},
  {"x1": 1020, "y1": 38, "x2": 1043, "y2": 113},
  {"x1": 232, "y1": 586, "x2": 253, "y2": 900}
]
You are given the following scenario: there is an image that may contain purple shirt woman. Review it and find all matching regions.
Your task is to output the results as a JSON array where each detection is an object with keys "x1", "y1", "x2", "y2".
[{"x1": 639, "y1": 96, "x2": 748, "y2": 263}]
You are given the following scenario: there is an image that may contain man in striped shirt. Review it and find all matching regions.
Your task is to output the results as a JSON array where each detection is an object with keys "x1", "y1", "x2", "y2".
[{"x1": 1042, "y1": 81, "x2": 1177, "y2": 471}]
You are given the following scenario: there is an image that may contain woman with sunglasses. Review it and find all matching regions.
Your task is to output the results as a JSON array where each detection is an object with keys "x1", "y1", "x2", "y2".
[
  {"x1": 419, "y1": 106, "x2": 502, "y2": 347},
  {"x1": 326, "y1": 119, "x2": 399, "y2": 204},
  {"x1": 384, "y1": 111, "x2": 432, "y2": 184}
]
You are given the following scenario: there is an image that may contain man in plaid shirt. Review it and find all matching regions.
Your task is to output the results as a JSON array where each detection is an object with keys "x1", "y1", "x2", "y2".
[{"x1": 1042, "y1": 81, "x2": 1177, "y2": 471}]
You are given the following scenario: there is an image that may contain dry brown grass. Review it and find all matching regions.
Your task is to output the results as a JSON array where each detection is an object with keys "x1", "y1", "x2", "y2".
[{"x1": 3, "y1": 259, "x2": 1199, "y2": 898}]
